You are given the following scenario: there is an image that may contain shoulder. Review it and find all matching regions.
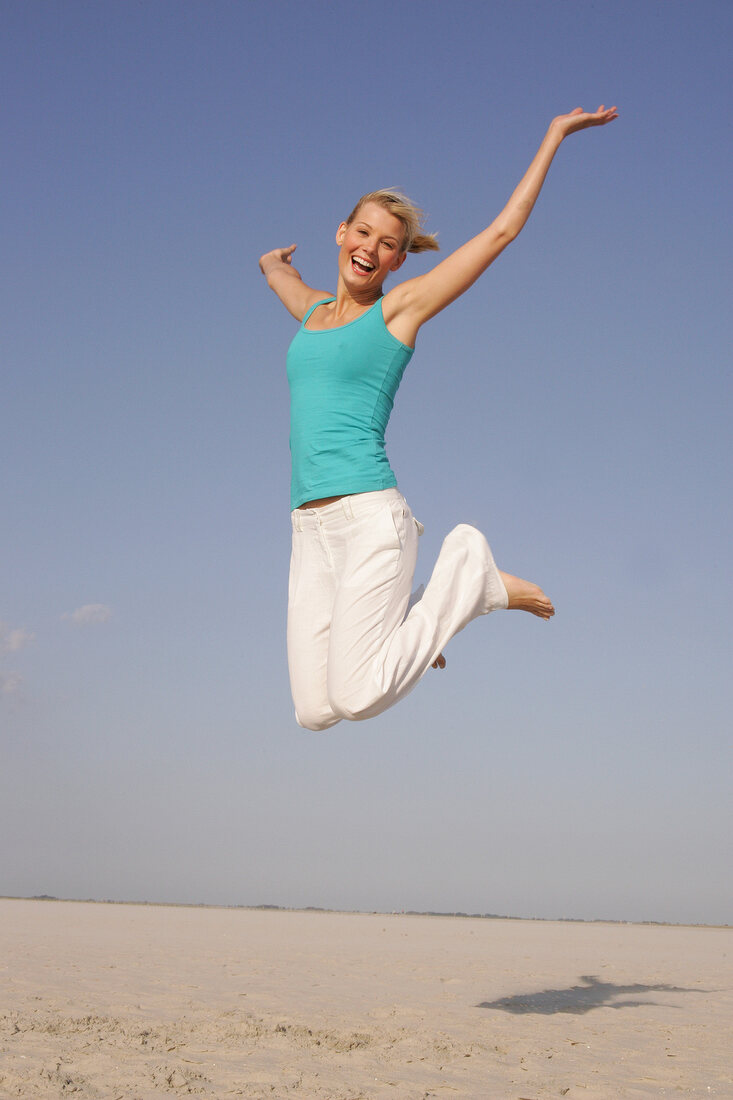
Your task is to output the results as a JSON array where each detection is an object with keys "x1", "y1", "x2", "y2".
[
  {"x1": 380, "y1": 277, "x2": 426, "y2": 348},
  {"x1": 303, "y1": 289, "x2": 336, "y2": 311},
  {"x1": 267, "y1": 268, "x2": 333, "y2": 323},
  {"x1": 293, "y1": 288, "x2": 335, "y2": 323}
]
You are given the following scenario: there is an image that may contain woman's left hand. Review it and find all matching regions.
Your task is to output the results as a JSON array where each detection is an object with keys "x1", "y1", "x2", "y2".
[{"x1": 551, "y1": 104, "x2": 619, "y2": 139}]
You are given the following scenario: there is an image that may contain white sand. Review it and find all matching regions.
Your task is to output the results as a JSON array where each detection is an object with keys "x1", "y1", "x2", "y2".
[{"x1": 1, "y1": 897, "x2": 731, "y2": 1098}]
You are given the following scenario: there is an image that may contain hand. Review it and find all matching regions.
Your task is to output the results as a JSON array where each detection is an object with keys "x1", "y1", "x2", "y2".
[
  {"x1": 259, "y1": 244, "x2": 298, "y2": 277},
  {"x1": 550, "y1": 104, "x2": 618, "y2": 139}
]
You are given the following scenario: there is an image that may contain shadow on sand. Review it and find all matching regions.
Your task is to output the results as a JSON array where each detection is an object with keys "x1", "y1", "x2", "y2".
[{"x1": 477, "y1": 974, "x2": 709, "y2": 1015}]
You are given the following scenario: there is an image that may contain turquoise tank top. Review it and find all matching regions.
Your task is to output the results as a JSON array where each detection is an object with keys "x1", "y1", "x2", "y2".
[{"x1": 287, "y1": 297, "x2": 414, "y2": 510}]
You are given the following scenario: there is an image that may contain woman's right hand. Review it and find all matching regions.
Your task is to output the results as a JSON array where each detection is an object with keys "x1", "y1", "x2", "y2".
[{"x1": 259, "y1": 244, "x2": 298, "y2": 277}]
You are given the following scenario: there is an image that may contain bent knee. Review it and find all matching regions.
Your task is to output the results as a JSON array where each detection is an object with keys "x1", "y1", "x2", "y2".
[
  {"x1": 328, "y1": 687, "x2": 381, "y2": 724},
  {"x1": 294, "y1": 704, "x2": 341, "y2": 732}
]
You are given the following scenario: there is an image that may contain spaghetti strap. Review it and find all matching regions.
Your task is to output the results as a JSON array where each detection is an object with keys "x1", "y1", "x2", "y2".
[{"x1": 301, "y1": 297, "x2": 335, "y2": 326}]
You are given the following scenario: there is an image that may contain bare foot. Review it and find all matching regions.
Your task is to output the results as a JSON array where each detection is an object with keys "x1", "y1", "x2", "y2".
[
  {"x1": 431, "y1": 653, "x2": 446, "y2": 670},
  {"x1": 499, "y1": 571, "x2": 555, "y2": 620}
]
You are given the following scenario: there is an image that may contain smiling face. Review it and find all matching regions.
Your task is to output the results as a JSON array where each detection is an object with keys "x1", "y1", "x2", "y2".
[{"x1": 336, "y1": 202, "x2": 407, "y2": 296}]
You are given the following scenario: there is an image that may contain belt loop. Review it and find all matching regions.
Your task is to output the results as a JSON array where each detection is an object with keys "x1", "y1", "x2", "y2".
[
  {"x1": 293, "y1": 509, "x2": 302, "y2": 533},
  {"x1": 342, "y1": 496, "x2": 354, "y2": 521}
]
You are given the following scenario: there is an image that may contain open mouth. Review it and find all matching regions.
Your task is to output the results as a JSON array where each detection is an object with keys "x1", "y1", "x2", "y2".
[{"x1": 351, "y1": 255, "x2": 375, "y2": 274}]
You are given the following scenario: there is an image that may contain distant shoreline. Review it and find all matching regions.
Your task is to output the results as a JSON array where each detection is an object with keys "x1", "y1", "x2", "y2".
[{"x1": 2, "y1": 895, "x2": 729, "y2": 930}]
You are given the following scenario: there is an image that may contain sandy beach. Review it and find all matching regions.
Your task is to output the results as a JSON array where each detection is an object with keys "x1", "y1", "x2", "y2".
[{"x1": 1, "y1": 898, "x2": 730, "y2": 1098}]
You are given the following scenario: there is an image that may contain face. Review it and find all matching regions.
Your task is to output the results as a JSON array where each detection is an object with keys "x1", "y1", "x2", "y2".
[{"x1": 336, "y1": 202, "x2": 407, "y2": 292}]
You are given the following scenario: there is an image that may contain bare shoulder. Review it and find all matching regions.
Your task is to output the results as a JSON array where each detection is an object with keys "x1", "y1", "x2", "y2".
[
  {"x1": 298, "y1": 286, "x2": 334, "y2": 317},
  {"x1": 310, "y1": 286, "x2": 335, "y2": 305},
  {"x1": 269, "y1": 272, "x2": 333, "y2": 322},
  {"x1": 381, "y1": 275, "x2": 428, "y2": 347}
]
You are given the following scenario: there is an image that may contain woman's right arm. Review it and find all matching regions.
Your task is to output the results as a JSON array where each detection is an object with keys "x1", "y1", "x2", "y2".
[{"x1": 259, "y1": 244, "x2": 331, "y2": 321}]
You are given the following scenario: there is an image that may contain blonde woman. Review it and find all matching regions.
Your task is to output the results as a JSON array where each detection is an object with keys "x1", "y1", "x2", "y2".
[{"x1": 260, "y1": 105, "x2": 618, "y2": 730}]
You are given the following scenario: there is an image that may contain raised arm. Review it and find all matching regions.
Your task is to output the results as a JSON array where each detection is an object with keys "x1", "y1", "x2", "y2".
[
  {"x1": 385, "y1": 106, "x2": 618, "y2": 342},
  {"x1": 259, "y1": 244, "x2": 331, "y2": 322}
]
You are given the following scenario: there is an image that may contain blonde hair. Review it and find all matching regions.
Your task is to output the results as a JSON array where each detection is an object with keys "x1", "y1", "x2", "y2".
[{"x1": 346, "y1": 189, "x2": 439, "y2": 254}]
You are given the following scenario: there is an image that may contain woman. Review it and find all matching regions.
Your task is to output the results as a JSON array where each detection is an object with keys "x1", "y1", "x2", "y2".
[{"x1": 260, "y1": 105, "x2": 618, "y2": 730}]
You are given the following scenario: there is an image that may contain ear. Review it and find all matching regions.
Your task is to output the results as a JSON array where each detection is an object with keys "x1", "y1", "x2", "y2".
[
  {"x1": 390, "y1": 251, "x2": 407, "y2": 272},
  {"x1": 336, "y1": 222, "x2": 348, "y2": 245}
]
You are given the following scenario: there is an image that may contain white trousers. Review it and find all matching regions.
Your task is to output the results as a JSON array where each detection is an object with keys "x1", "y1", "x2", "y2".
[{"x1": 287, "y1": 488, "x2": 509, "y2": 730}]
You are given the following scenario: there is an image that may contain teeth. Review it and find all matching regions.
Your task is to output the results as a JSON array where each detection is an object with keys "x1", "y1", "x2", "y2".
[{"x1": 353, "y1": 256, "x2": 374, "y2": 271}]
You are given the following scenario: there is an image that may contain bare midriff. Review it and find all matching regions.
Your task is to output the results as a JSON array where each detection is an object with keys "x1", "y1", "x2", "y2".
[{"x1": 298, "y1": 495, "x2": 345, "y2": 509}]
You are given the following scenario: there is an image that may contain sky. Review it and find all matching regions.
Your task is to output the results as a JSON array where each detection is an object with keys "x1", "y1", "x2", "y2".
[{"x1": 2, "y1": 0, "x2": 731, "y2": 926}]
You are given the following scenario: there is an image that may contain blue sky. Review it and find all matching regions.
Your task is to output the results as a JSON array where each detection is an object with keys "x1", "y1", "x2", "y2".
[{"x1": 2, "y1": 0, "x2": 731, "y2": 925}]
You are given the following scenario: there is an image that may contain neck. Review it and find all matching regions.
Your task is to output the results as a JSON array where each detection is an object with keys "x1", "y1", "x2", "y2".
[{"x1": 333, "y1": 277, "x2": 384, "y2": 316}]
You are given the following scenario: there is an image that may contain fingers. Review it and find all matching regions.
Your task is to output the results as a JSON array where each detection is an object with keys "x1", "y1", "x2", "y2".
[
  {"x1": 594, "y1": 104, "x2": 619, "y2": 123},
  {"x1": 568, "y1": 104, "x2": 618, "y2": 122},
  {"x1": 431, "y1": 653, "x2": 446, "y2": 670},
  {"x1": 562, "y1": 104, "x2": 618, "y2": 132}
]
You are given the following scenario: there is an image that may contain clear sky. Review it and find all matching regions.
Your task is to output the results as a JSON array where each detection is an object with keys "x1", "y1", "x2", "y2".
[{"x1": 2, "y1": 0, "x2": 731, "y2": 925}]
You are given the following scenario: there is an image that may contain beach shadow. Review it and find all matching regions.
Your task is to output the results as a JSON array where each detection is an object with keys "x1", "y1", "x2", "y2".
[{"x1": 477, "y1": 974, "x2": 709, "y2": 1015}]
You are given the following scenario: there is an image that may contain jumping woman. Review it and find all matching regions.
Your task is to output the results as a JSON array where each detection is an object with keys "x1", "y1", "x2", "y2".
[{"x1": 260, "y1": 105, "x2": 618, "y2": 731}]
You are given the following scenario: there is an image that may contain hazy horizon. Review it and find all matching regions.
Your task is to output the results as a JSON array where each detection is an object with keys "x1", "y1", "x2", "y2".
[{"x1": 5, "y1": 894, "x2": 731, "y2": 930}]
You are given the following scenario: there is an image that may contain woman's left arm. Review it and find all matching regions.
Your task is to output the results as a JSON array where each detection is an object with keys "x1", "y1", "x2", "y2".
[{"x1": 386, "y1": 106, "x2": 618, "y2": 340}]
